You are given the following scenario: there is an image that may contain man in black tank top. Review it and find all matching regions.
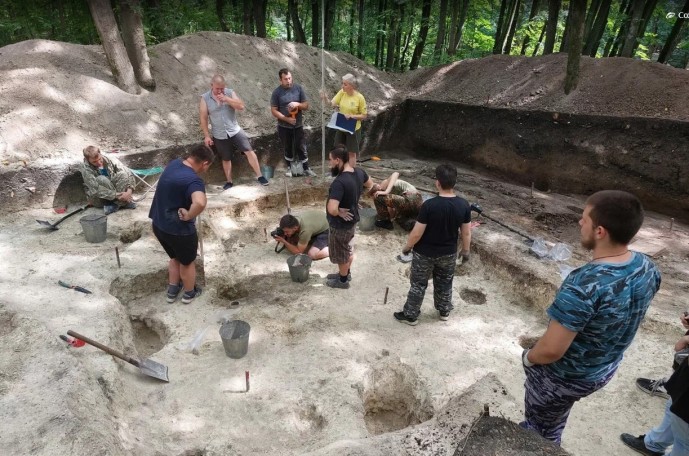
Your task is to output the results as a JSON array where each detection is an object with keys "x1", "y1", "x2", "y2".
[{"x1": 394, "y1": 164, "x2": 472, "y2": 325}]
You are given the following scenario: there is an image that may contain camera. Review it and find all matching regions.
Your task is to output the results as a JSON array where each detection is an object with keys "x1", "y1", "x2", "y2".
[{"x1": 270, "y1": 227, "x2": 285, "y2": 238}]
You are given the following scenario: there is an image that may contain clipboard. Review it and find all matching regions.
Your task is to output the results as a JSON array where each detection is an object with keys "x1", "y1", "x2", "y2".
[{"x1": 327, "y1": 112, "x2": 356, "y2": 134}]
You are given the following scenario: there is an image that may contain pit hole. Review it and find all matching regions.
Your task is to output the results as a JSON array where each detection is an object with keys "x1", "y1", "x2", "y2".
[
  {"x1": 294, "y1": 402, "x2": 327, "y2": 432},
  {"x1": 119, "y1": 221, "x2": 148, "y2": 243},
  {"x1": 460, "y1": 288, "x2": 487, "y2": 305},
  {"x1": 534, "y1": 212, "x2": 580, "y2": 230},
  {"x1": 0, "y1": 310, "x2": 17, "y2": 337},
  {"x1": 362, "y1": 359, "x2": 433, "y2": 435},
  {"x1": 130, "y1": 317, "x2": 167, "y2": 357}
]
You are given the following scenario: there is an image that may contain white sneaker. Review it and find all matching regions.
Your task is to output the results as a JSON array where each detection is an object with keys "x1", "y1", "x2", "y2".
[{"x1": 285, "y1": 170, "x2": 293, "y2": 177}]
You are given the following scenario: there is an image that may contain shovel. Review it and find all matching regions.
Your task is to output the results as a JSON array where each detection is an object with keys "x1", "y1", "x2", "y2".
[
  {"x1": 36, "y1": 205, "x2": 88, "y2": 230},
  {"x1": 67, "y1": 330, "x2": 170, "y2": 382}
]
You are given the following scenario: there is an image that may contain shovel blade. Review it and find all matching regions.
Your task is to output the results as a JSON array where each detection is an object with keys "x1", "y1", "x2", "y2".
[
  {"x1": 36, "y1": 220, "x2": 58, "y2": 230},
  {"x1": 139, "y1": 358, "x2": 170, "y2": 382}
]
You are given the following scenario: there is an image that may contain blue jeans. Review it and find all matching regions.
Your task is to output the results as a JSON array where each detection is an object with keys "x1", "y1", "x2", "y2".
[{"x1": 645, "y1": 399, "x2": 689, "y2": 455}]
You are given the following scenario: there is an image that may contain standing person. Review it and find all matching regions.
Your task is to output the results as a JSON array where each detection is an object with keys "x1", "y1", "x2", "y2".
[
  {"x1": 393, "y1": 164, "x2": 471, "y2": 325},
  {"x1": 199, "y1": 74, "x2": 268, "y2": 190},
  {"x1": 80, "y1": 145, "x2": 136, "y2": 215},
  {"x1": 149, "y1": 145, "x2": 214, "y2": 305},
  {"x1": 520, "y1": 190, "x2": 661, "y2": 445},
  {"x1": 370, "y1": 171, "x2": 423, "y2": 231},
  {"x1": 325, "y1": 73, "x2": 367, "y2": 167},
  {"x1": 325, "y1": 145, "x2": 373, "y2": 289},
  {"x1": 270, "y1": 68, "x2": 316, "y2": 177}
]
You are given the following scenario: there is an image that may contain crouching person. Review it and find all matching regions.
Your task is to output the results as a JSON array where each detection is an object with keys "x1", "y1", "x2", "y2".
[
  {"x1": 81, "y1": 145, "x2": 136, "y2": 215},
  {"x1": 274, "y1": 210, "x2": 330, "y2": 260}
]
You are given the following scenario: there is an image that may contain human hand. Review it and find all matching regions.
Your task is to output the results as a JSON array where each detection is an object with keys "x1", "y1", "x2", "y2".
[
  {"x1": 675, "y1": 335, "x2": 689, "y2": 352},
  {"x1": 522, "y1": 349, "x2": 535, "y2": 368},
  {"x1": 204, "y1": 136, "x2": 214, "y2": 147},
  {"x1": 374, "y1": 190, "x2": 387, "y2": 198},
  {"x1": 284, "y1": 116, "x2": 297, "y2": 126},
  {"x1": 178, "y1": 208, "x2": 190, "y2": 221},
  {"x1": 681, "y1": 311, "x2": 689, "y2": 329},
  {"x1": 287, "y1": 102, "x2": 300, "y2": 112},
  {"x1": 344, "y1": 114, "x2": 352, "y2": 120},
  {"x1": 338, "y1": 208, "x2": 353, "y2": 221},
  {"x1": 460, "y1": 250, "x2": 470, "y2": 262},
  {"x1": 274, "y1": 235, "x2": 286, "y2": 245}
]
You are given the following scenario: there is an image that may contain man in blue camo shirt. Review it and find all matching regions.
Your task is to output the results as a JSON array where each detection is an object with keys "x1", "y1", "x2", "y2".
[{"x1": 520, "y1": 190, "x2": 661, "y2": 445}]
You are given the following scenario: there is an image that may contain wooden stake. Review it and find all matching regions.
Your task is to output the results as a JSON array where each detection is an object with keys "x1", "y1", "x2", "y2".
[
  {"x1": 383, "y1": 286, "x2": 389, "y2": 305},
  {"x1": 530, "y1": 182, "x2": 534, "y2": 198},
  {"x1": 670, "y1": 218, "x2": 674, "y2": 232},
  {"x1": 115, "y1": 246, "x2": 121, "y2": 268},
  {"x1": 245, "y1": 370, "x2": 250, "y2": 392}
]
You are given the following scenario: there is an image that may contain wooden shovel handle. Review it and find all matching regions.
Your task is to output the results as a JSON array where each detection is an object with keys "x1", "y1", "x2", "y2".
[{"x1": 67, "y1": 330, "x2": 139, "y2": 367}]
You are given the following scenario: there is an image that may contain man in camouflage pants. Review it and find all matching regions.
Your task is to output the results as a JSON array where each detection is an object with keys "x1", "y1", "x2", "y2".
[
  {"x1": 371, "y1": 171, "x2": 423, "y2": 231},
  {"x1": 394, "y1": 164, "x2": 472, "y2": 325},
  {"x1": 80, "y1": 145, "x2": 136, "y2": 215}
]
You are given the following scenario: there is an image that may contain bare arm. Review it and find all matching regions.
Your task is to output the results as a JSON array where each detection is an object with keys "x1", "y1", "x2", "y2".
[
  {"x1": 178, "y1": 191, "x2": 207, "y2": 221},
  {"x1": 199, "y1": 98, "x2": 213, "y2": 146},
  {"x1": 403, "y1": 222, "x2": 427, "y2": 253},
  {"x1": 460, "y1": 222, "x2": 471, "y2": 253},
  {"x1": 223, "y1": 91, "x2": 245, "y2": 111},
  {"x1": 525, "y1": 320, "x2": 577, "y2": 365},
  {"x1": 275, "y1": 237, "x2": 308, "y2": 255},
  {"x1": 376, "y1": 172, "x2": 399, "y2": 197}
]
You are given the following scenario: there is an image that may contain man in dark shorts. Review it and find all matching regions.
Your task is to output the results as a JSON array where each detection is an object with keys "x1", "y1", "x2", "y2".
[
  {"x1": 395, "y1": 164, "x2": 472, "y2": 325},
  {"x1": 325, "y1": 145, "x2": 373, "y2": 289},
  {"x1": 273, "y1": 210, "x2": 329, "y2": 260},
  {"x1": 149, "y1": 145, "x2": 214, "y2": 304},
  {"x1": 270, "y1": 68, "x2": 316, "y2": 177},
  {"x1": 199, "y1": 74, "x2": 268, "y2": 190}
]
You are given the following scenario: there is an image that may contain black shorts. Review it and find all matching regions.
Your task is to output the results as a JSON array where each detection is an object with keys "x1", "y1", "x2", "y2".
[
  {"x1": 152, "y1": 224, "x2": 198, "y2": 266},
  {"x1": 334, "y1": 129, "x2": 361, "y2": 154},
  {"x1": 310, "y1": 230, "x2": 329, "y2": 250},
  {"x1": 213, "y1": 130, "x2": 253, "y2": 161}
]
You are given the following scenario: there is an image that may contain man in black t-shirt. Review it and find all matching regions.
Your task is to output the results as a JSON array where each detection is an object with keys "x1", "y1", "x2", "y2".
[
  {"x1": 394, "y1": 164, "x2": 472, "y2": 325},
  {"x1": 325, "y1": 145, "x2": 373, "y2": 289}
]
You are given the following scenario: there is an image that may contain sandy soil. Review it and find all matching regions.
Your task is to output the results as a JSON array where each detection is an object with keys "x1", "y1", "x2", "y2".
[{"x1": 2, "y1": 32, "x2": 689, "y2": 455}]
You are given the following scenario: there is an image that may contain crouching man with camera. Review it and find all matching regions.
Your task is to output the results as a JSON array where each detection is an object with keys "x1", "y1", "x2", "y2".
[{"x1": 273, "y1": 210, "x2": 330, "y2": 260}]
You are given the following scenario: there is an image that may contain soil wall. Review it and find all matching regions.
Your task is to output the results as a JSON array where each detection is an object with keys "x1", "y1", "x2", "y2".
[{"x1": 368, "y1": 99, "x2": 689, "y2": 222}]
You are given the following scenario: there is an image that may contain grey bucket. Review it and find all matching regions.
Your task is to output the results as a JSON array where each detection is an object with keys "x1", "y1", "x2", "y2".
[
  {"x1": 80, "y1": 213, "x2": 107, "y2": 243},
  {"x1": 359, "y1": 208, "x2": 377, "y2": 231},
  {"x1": 219, "y1": 320, "x2": 251, "y2": 359},
  {"x1": 287, "y1": 254, "x2": 312, "y2": 283},
  {"x1": 260, "y1": 165, "x2": 274, "y2": 179}
]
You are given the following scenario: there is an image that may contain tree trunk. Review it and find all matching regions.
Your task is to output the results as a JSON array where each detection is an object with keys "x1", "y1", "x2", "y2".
[
  {"x1": 394, "y1": 2, "x2": 406, "y2": 71},
  {"x1": 453, "y1": 0, "x2": 470, "y2": 55},
  {"x1": 349, "y1": 0, "x2": 355, "y2": 55},
  {"x1": 559, "y1": 0, "x2": 574, "y2": 52},
  {"x1": 583, "y1": 0, "x2": 611, "y2": 56},
  {"x1": 216, "y1": 0, "x2": 229, "y2": 31},
  {"x1": 619, "y1": 0, "x2": 645, "y2": 57},
  {"x1": 241, "y1": 0, "x2": 252, "y2": 35},
  {"x1": 532, "y1": 20, "x2": 547, "y2": 55},
  {"x1": 610, "y1": 0, "x2": 632, "y2": 56},
  {"x1": 288, "y1": 0, "x2": 307, "y2": 43},
  {"x1": 324, "y1": 0, "x2": 337, "y2": 49},
  {"x1": 410, "y1": 0, "x2": 431, "y2": 69},
  {"x1": 311, "y1": 0, "x2": 319, "y2": 46},
  {"x1": 503, "y1": 0, "x2": 522, "y2": 54},
  {"x1": 375, "y1": 0, "x2": 385, "y2": 67},
  {"x1": 493, "y1": 0, "x2": 509, "y2": 54},
  {"x1": 448, "y1": 0, "x2": 460, "y2": 56},
  {"x1": 583, "y1": 0, "x2": 601, "y2": 41},
  {"x1": 520, "y1": 0, "x2": 541, "y2": 55},
  {"x1": 357, "y1": 0, "x2": 365, "y2": 58},
  {"x1": 632, "y1": 0, "x2": 658, "y2": 53},
  {"x1": 253, "y1": 0, "x2": 266, "y2": 38},
  {"x1": 118, "y1": 0, "x2": 155, "y2": 90},
  {"x1": 86, "y1": 0, "x2": 139, "y2": 94},
  {"x1": 564, "y1": 0, "x2": 585, "y2": 94},
  {"x1": 385, "y1": 2, "x2": 398, "y2": 70},
  {"x1": 657, "y1": 0, "x2": 689, "y2": 63},
  {"x1": 400, "y1": 7, "x2": 414, "y2": 69},
  {"x1": 543, "y1": 0, "x2": 560, "y2": 54},
  {"x1": 434, "y1": 0, "x2": 449, "y2": 62}
]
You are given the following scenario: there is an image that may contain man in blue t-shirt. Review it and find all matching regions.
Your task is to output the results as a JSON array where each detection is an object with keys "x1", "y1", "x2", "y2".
[
  {"x1": 394, "y1": 164, "x2": 472, "y2": 325},
  {"x1": 149, "y1": 145, "x2": 214, "y2": 305},
  {"x1": 270, "y1": 68, "x2": 316, "y2": 177},
  {"x1": 325, "y1": 145, "x2": 373, "y2": 289},
  {"x1": 520, "y1": 190, "x2": 661, "y2": 445}
]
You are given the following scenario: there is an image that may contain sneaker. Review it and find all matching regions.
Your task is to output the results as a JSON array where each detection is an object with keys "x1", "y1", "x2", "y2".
[
  {"x1": 181, "y1": 286, "x2": 202, "y2": 304},
  {"x1": 375, "y1": 220, "x2": 394, "y2": 230},
  {"x1": 325, "y1": 278, "x2": 350, "y2": 289},
  {"x1": 257, "y1": 176, "x2": 269, "y2": 186},
  {"x1": 620, "y1": 434, "x2": 664, "y2": 456},
  {"x1": 326, "y1": 272, "x2": 351, "y2": 282},
  {"x1": 285, "y1": 170, "x2": 293, "y2": 177},
  {"x1": 124, "y1": 202, "x2": 137, "y2": 210},
  {"x1": 104, "y1": 204, "x2": 119, "y2": 215},
  {"x1": 439, "y1": 311, "x2": 450, "y2": 321},
  {"x1": 636, "y1": 378, "x2": 669, "y2": 398},
  {"x1": 394, "y1": 311, "x2": 418, "y2": 326},
  {"x1": 304, "y1": 168, "x2": 317, "y2": 177},
  {"x1": 166, "y1": 282, "x2": 182, "y2": 303},
  {"x1": 223, "y1": 182, "x2": 234, "y2": 190}
]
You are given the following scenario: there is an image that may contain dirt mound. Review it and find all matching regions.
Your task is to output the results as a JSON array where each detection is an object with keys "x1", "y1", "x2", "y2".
[{"x1": 405, "y1": 53, "x2": 689, "y2": 121}]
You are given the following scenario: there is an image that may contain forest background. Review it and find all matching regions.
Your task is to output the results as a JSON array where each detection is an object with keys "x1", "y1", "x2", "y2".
[{"x1": 2, "y1": 0, "x2": 689, "y2": 76}]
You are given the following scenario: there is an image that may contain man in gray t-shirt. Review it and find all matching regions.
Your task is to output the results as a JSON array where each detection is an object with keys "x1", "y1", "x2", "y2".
[{"x1": 270, "y1": 69, "x2": 316, "y2": 177}]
